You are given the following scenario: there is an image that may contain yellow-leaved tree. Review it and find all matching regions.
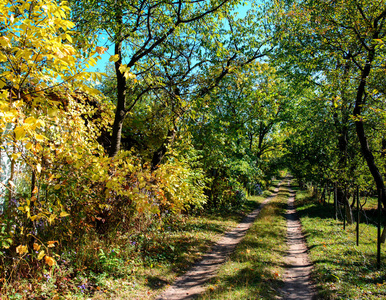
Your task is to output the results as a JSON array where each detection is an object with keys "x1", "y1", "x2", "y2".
[
  {"x1": 0, "y1": 0, "x2": 208, "y2": 283},
  {"x1": 0, "y1": 0, "x2": 107, "y2": 269}
]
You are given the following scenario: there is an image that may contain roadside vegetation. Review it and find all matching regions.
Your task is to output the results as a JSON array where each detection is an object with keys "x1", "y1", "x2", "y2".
[
  {"x1": 1, "y1": 186, "x2": 268, "y2": 299},
  {"x1": 295, "y1": 186, "x2": 386, "y2": 299}
]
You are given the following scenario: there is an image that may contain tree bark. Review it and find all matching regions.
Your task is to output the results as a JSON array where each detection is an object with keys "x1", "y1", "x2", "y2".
[
  {"x1": 344, "y1": 193, "x2": 354, "y2": 224},
  {"x1": 352, "y1": 42, "x2": 386, "y2": 241},
  {"x1": 151, "y1": 128, "x2": 176, "y2": 170},
  {"x1": 109, "y1": 3, "x2": 127, "y2": 158}
]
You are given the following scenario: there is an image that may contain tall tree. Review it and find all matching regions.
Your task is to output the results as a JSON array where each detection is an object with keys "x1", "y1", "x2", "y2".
[
  {"x1": 69, "y1": 0, "x2": 240, "y2": 157},
  {"x1": 276, "y1": 0, "x2": 386, "y2": 220}
]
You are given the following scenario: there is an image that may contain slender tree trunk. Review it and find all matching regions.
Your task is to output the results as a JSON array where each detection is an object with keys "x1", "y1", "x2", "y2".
[
  {"x1": 151, "y1": 128, "x2": 176, "y2": 170},
  {"x1": 5, "y1": 144, "x2": 15, "y2": 233},
  {"x1": 353, "y1": 44, "x2": 386, "y2": 241},
  {"x1": 321, "y1": 184, "x2": 326, "y2": 204},
  {"x1": 344, "y1": 193, "x2": 354, "y2": 224},
  {"x1": 109, "y1": 4, "x2": 127, "y2": 158}
]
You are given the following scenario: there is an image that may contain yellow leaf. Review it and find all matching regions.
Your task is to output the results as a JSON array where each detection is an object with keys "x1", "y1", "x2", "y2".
[
  {"x1": 96, "y1": 46, "x2": 107, "y2": 54},
  {"x1": 59, "y1": 211, "x2": 70, "y2": 218},
  {"x1": 124, "y1": 71, "x2": 136, "y2": 80},
  {"x1": 65, "y1": 33, "x2": 73, "y2": 43},
  {"x1": 24, "y1": 117, "x2": 36, "y2": 124},
  {"x1": 32, "y1": 186, "x2": 38, "y2": 194},
  {"x1": 26, "y1": 142, "x2": 33, "y2": 150},
  {"x1": 47, "y1": 241, "x2": 58, "y2": 248},
  {"x1": 109, "y1": 54, "x2": 119, "y2": 62},
  {"x1": 11, "y1": 152, "x2": 21, "y2": 160},
  {"x1": 0, "y1": 36, "x2": 11, "y2": 47},
  {"x1": 44, "y1": 255, "x2": 56, "y2": 266},
  {"x1": 35, "y1": 143, "x2": 43, "y2": 152},
  {"x1": 33, "y1": 243, "x2": 41, "y2": 251},
  {"x1": 32, "y1": 53, "x2": 44, "y2": 62},
  {"x1": 37, "y1": 250, "x2": 45, "y2": 260},
  {"x1": 14, "y1": 126, "x2": 26, "y2": 140},
  {"x1": 30, "y1": 215, "x2": 39, "y2": 221},
  {"x1": 35, "y1": 134, "x2": 46, "y2": 141},
  {"x1": 62, "y1": 45, "x2": 75, "y2": 56},
  {"x1": 36, "y1": 163, "x2": 42, "y2": 173},
  {"x1": 16, "y1": 245, "x2": 28, "y2": 255},
  {"x1": 0, "y1": 52, "x2": 6, "y2": 63},
  {"x1": 36, "y1": 119, "x2": 45, "y2": 127},
  {"x1": 48, "y1": 214, "x2": 56, "y2": 224},
  {"x1": 118, "y1": 64, "x2": 128, "y2": 73},
  {"x1": 48, "y1": 108, "x2": 58, "y2": 117}
]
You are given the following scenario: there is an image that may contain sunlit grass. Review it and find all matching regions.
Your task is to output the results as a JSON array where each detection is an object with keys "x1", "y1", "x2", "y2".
[{"x1": 295, "y1": 187, "x2": 386, "y2": 299}]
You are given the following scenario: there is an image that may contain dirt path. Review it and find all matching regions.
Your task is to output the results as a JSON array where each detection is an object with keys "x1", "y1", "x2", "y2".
[
  {"x1": 281, "y1": 182, "x2": 315, "y2": 300},
  {"x1": 156, "y1": 183, "x2": 282, "y2": 300}
]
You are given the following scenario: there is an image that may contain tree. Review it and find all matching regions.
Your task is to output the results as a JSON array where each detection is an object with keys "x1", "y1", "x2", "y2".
[
  {"x1": 69, "y1": 0, "x2": 282, "y2": 162},
  {"x1": 275, "y1": 0, "x2": 386, "y2": 227},
  {"x1": 0, "y1": 0, "x2": 107, "y2": 264},
  {"x1": 69, "y1": 0, "x2": 236, "y2": 156},
  {"x1": 186, "y1": 62, "x2": 289, "y2": 207}
]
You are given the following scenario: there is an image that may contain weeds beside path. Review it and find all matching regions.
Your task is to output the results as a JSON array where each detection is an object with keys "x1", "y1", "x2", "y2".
[
  {"x1": 3, "y1": 179, "x2": 298, "y2": 300},
  {"x1": 58, "y1": 183, "x2": 277, "y2": 300},
  {"x1": 295, "y1": 186, "x2": 386, "y2": 299}
]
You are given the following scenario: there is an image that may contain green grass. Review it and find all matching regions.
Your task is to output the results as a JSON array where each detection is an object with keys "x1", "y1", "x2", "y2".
[
  {"x1": 198, "y1": 180, "x2": 289, "y2": 300},
  {"x1": 295, "y1": 187, "x2": 386, "y2": 299}
]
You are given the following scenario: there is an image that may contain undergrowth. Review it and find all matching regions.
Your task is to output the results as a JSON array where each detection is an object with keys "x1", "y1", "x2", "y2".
[{"x1": 0, "y1": 189, "x2": 266, "y2": 299}]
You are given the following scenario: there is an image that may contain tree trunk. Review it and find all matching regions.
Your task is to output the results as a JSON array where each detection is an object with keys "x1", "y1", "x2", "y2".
[
  {"x1": 337, "y1": 187, "x2": 353, "y2": 224},
  {"x1": 321, "y1": 185, "x2": 326, "y2": 204},
  {"x1": 109, "y1": 6, "x2": 126, "y2": 158},
  {"x1": 352, "y1": 42, "x2": 386, "y2": 241},
  {"x1": 151, "y1": 128, "x2": 176, "y2": 170},
  {"x1": 344, "y1": 194, "x2": 354, "y2": 224},
  {"x1": 5, "y1": 143, "x2": 15, "y2": 233}
]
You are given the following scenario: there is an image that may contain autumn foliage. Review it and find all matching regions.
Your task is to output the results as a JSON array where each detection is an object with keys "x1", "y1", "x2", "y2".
[{"x1": 0, "y1": 0, "x2": 209, "y2": 290}]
